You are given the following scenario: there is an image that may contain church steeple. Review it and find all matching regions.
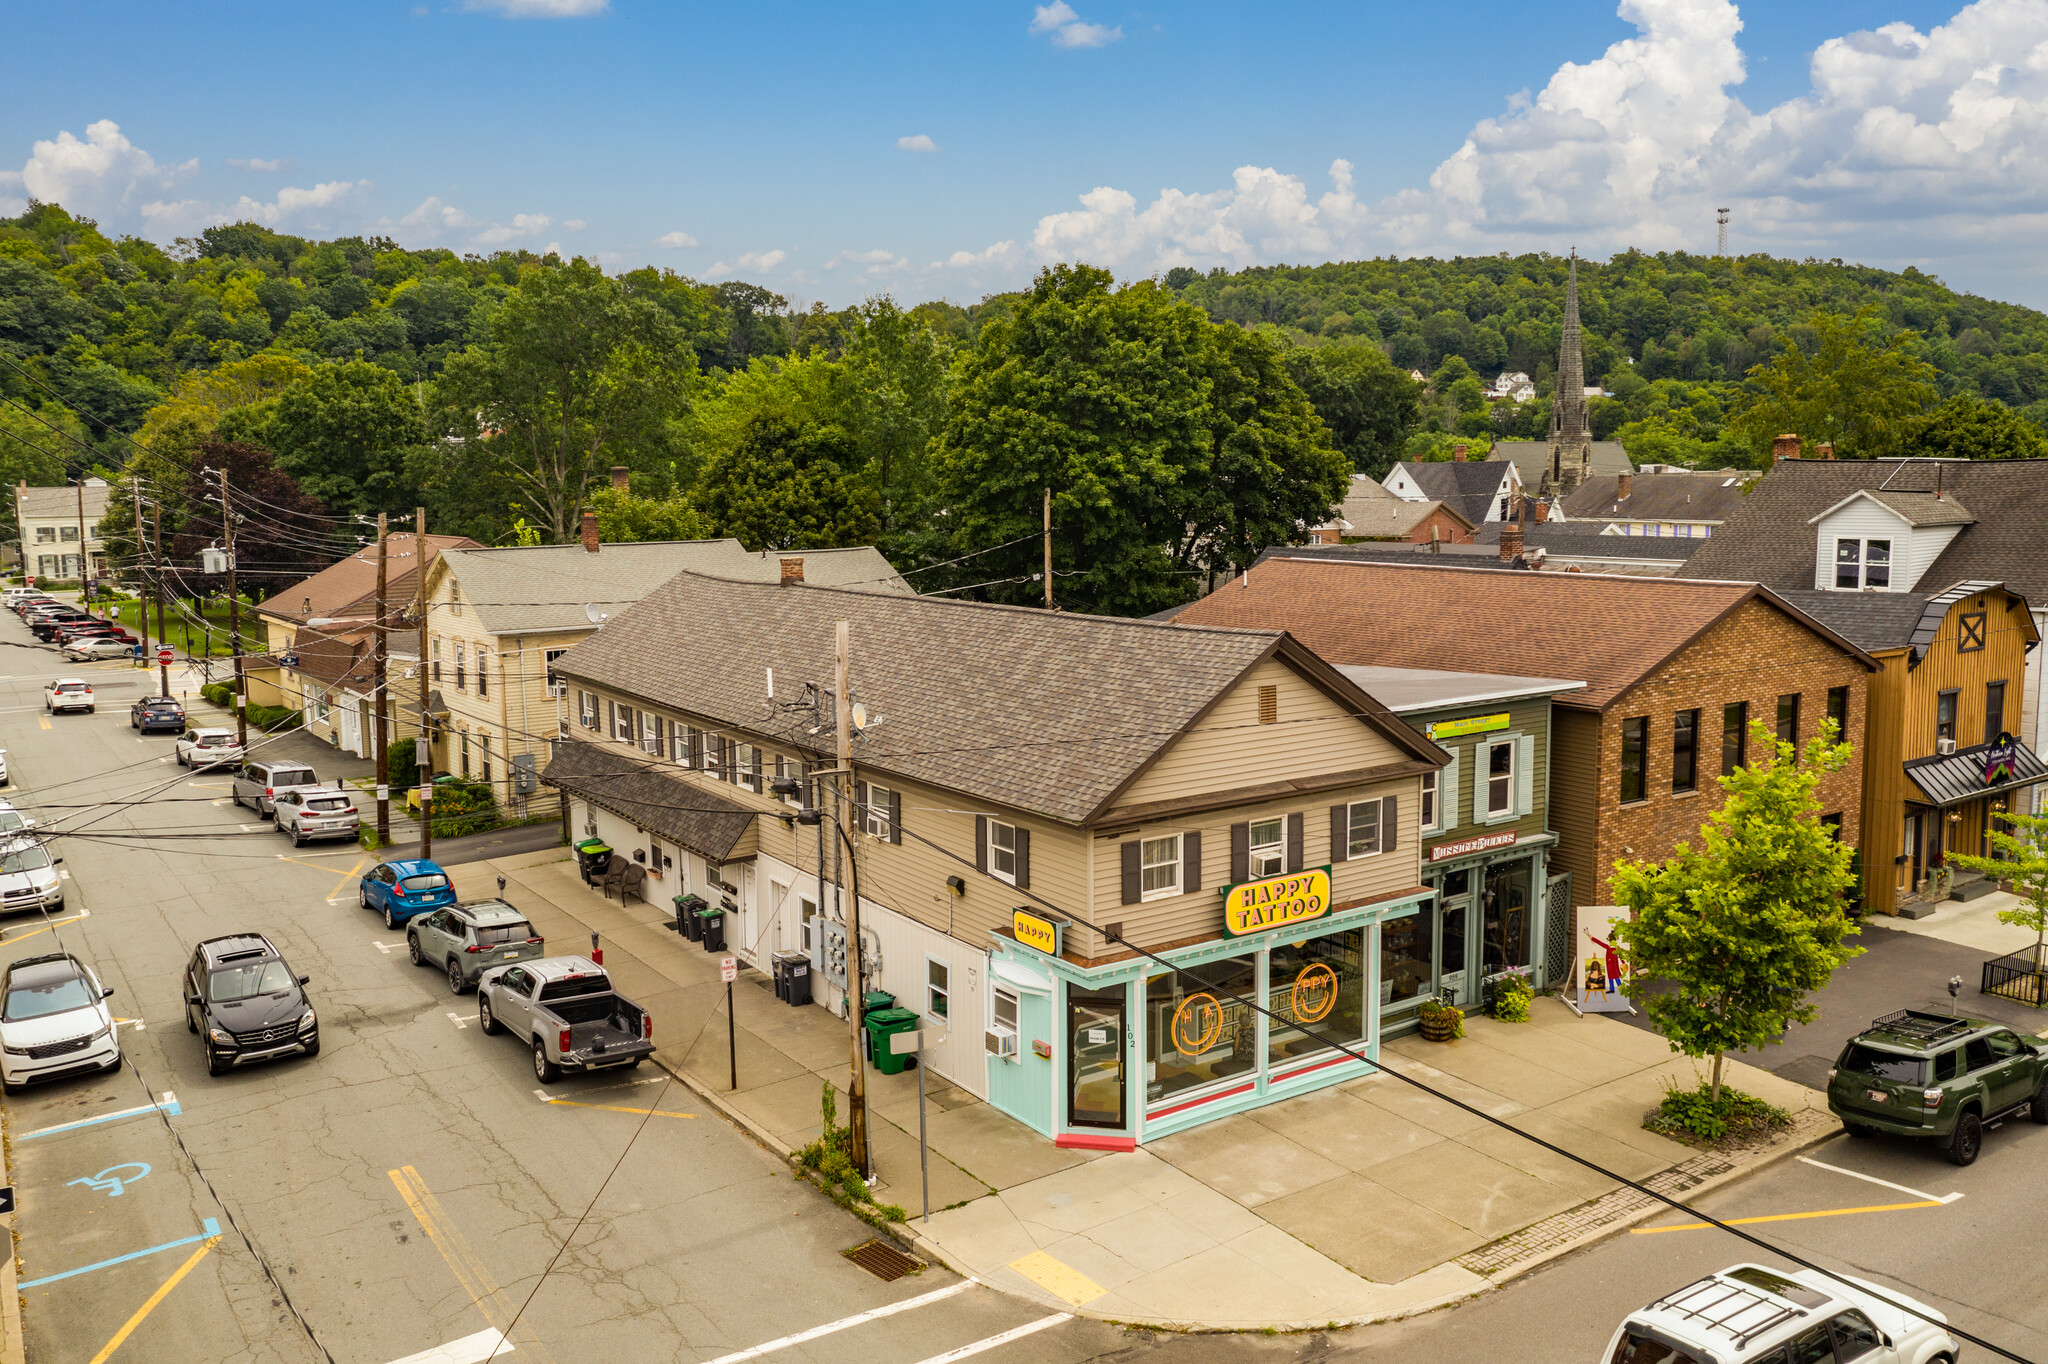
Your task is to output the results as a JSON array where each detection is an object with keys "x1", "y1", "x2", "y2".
[{"x1": 1546, "y1": 249, "x2": 1593, "y2": 492}]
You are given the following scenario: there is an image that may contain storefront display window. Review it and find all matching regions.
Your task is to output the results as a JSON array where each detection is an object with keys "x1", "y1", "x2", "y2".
[
  {"x1": 1483, "y1": 859, "x2": 1532, "y2": 977},
  {"x1": 1270, "y1": 930, "x2": 1366, "y2": 1068},
  {"x1": 1377, "y1": 906, "x2": 1433, "y2": 1009},
  {"x1": 1145, "y1": 955, "x2": 1257, "y2": 1109},
  {"x1": 1068, "y1": 984, "x2": 1127, "y2": 1129}
]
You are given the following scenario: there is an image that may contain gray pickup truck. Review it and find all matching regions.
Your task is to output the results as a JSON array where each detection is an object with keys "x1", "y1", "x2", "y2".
[{"x1": 475, "y1": 956, "x2": 654, "y2": 1084}]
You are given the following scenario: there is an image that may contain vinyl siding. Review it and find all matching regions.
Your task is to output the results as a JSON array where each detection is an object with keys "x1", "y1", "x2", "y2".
[
  {"x1": 1547, "y1": 708, "x2": 1602, "y2": 909},
  {"x1": 1413, "y1": 696, "x2": 1553, "y2": 851},
  {"x1": 1810, "y1": 502, "x2": 1964, "y2": 593}
]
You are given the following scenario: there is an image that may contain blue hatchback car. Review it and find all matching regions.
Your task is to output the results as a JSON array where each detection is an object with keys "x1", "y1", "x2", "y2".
[{"x1": 359, "y1": 859, "x2": 456, "y2": 929}]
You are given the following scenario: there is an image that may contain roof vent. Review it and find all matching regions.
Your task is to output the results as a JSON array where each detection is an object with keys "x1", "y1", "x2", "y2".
[{"x1": 1257, "y1": 685, "x2": 1277, "y2": 724}]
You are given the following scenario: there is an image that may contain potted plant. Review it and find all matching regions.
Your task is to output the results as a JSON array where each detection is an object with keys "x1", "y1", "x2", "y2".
[
  {"x1": 1418, "y1": 997, "x2": 1464, "y2": 1041},
  {"x1": 1492, "y1": 974, "x2": 1533, "y2": 1022}
]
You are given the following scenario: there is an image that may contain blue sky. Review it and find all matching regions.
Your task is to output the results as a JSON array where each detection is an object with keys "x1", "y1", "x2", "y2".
[{"x1": 7, "y1": 1, "x2": 2046, "y2": 306}]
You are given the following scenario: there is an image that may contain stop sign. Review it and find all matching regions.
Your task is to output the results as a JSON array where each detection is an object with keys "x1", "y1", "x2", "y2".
[{"x1": 157, "y1": 646, "x2": 173, "y2": 665}]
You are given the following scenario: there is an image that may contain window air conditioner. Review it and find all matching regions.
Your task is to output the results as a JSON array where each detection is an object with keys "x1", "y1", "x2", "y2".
[
  {"x1": 548, "y1": 680, "x2": 566, "y2": 698},
  {"x1": 985, "y1": 1026, "x2": 1018, "y2": 1059},
  {"x1": 1936, "y1": 737, "x2": 1958, "y2": 756}
]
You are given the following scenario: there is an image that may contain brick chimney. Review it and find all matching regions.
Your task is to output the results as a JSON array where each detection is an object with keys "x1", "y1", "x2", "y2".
[
  {"x1": 1452, "y1": 443, "x2": 1469, "y2": 462},
  {"x1": 1616, "y1": 471, "x2": 1633, "y2": 499},
  {"x1": 779, "y1": 556, "x2": 805, "y2": 586},
  {"x1": 1532, "y1": 499, "x2": 1551, "y2": 524},
  {"x1": 608, "y1": 465, "x2": 631, "y2": 491},
  {"x1": 1499, "y1": 523, "x2": 1524, "y2": 563},
  {"x1": 1815, "y1": 442, "x2": 1835, "y2": 461},
  {"x1": 1772, "y1": 433, "x2": 1802, "y2": 465},
  {"x1": 581, "y1": 510, "x2": 600, "y2": 553}
]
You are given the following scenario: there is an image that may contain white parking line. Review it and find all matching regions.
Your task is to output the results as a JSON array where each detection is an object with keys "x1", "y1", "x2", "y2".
[
  {"x1": 702, "y1": 1281, "x2": 977, "y2": 1364},
  {"x1": 447, "y1": 1012, "x2": 474, "y2": 1029},
  {"x1": 1798, "y1": 1155, "x2": 1964, "y2": 1204},
  {"x1": 906, "y1": 1313, "x2": 1071, "y2": 1364},
  {"x1": 373, "y1": 941, "x2": 406, "y2": 955},
  {"x1": 383, "y1": 1328, "x2": 512, "y2": 1364}
]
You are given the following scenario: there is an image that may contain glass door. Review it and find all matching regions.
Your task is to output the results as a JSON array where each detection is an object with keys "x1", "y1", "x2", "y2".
[
  {"x1": 1436, "y1": 869, "x2": 1472, "y2": 1008},
  {"x1": 1067, "y1": 985, "x2": 1127, "y2": 1130},
  {"x1": 1482, "y1": 860, "x2": 1532, "y2": 980}
]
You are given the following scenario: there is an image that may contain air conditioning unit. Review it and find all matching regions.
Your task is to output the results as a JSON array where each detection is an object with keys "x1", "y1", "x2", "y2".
[
  {"x1": 984, "y1": 1026, "x2": 1018, "y2": 1059},
  {"x1": 547, "y1": 679, "x2": 566, "y2": 698},
  {"x1": 1936, "y1": 737, "x2": 1958, "y2": 755}
]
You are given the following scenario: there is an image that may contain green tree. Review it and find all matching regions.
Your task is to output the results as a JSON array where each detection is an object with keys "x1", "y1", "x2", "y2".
[
  {"x1": 932, "y1": 265, "x2": 1347, "y2": 616},
  {"x1": 267, "y1": 359, "x2": 424, "y2": 517},
  {"x1": 1280, "y1": 342, "x2": 1423, "y2": 478},
  {"x1": 587, "y1": 483, "x2": 709, "y2": 543},
  {"x1": 1907, "y1": 394, "x2": 2048, "y2": 461},
  {"x1": 0, "y1": 403, "x2": 73, "y2": 541},
  {"x1": 1946, "y1": 810, "x2": 2048, "y2": 974},
  {"x1": 1612, "y1": 719, "x2": 1862, "y2": 1101},
  {"x1": 1735, "y1": 307, "x2": 1938, "y2": 458},
  {"x1": 434, "y1": 259, "x2": 696, "y2": 543},
  {"x1": 699, "y1": 416, "x2": 878, "y2": 552}
]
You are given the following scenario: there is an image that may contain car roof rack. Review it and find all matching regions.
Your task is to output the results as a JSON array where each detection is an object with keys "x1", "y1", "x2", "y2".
[
  {"x1": 1870, "y1": 1009, "x2": 1974, "y2": 1043},
  {"x1": 1647, "y1": 1275, "x2": 1808, "y2": 1350}
]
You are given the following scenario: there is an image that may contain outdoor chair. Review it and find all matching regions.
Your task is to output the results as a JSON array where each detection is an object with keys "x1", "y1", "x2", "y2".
[
  {"x1": 616, "y1": 862, "x2": 647, "y2": 905},
  {"x1": 598, "y1": 853, "x2": 628, "y2": 897}
]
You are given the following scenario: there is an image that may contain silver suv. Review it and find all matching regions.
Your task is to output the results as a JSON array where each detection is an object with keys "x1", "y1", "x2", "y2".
[
  {"x1": 1604, "y1": 1263, "x2": 1958, "y2": 1364},
  {"x1": 407, "y1": 899, "x2": 544, "y2": 995},
  {"x1": 233, "y1": 760, "x2": 321, "y2": 818},
  {"x1": 273, "y1": 789, "x2": 360, "y2": 846}
]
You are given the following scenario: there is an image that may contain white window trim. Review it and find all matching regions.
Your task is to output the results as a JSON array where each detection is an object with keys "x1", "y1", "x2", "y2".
[
  {"x1": 1484, "y1": 738, "x2": 1516, "y2": 821},
  {"x1": 987, "y1": 818, "x2": 1019, "y2": 886},
  {"x1": 1345, "y1": 800, "x2": 1382, "y2": 858},
  {"x1": 991, "y1": 984, "x2": 1019, "y2": 1033},
  {"x1": 611, "y1": 701, "x2": 631, "y2": 743},
  {"x1": 1140, "y1": 832, "x2": 1181, "y2": 901},
  {"x1": 863, "y1": 782, "x2": 894, "y2": 838},
  {"x1": 1833, "y1": 536, "x2": 1894, "y2": 591},
  {"x1": 1419, "y1": 768, "x2": 1440, "y2": 833},
  {"x1": 925, "y1": 954, "x2": 951, "y2": 1026},
  {"x1": 640, "y1": 712, "x2": 662, "y2": 755},
  {"x1": 1247, "y1": 817, "x2": 1284, "y2": 880}
]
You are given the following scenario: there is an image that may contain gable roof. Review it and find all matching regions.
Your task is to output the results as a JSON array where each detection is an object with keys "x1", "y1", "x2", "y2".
[
  {"x1": 1335, "y1": 499, "x2": 1477, "y2": 540},
  {"x1": 1684, "y1": 458, "x2": 2048, "y2": 599},
  {"x1": 1805, "y1": 488, "x2": 1975, "y2": 529},
  {"x1": 434, "y1": 539, "x2": 910, "y2": 637},
  {"x1": 1174, "y1": 557, "x2": 1874, "y2": 710},
  {"x1": 288, "y1": 626, "x2": 377, "y2": 692},
  {"x1": 1490, "y1": 441, "x2": 1633, "y2": 483},
  {"x1": 1560, "y1": 471, "x2": 1755, "y2": 525},
  {"x1": 548, "y1": 571, "x2": 1441, "y2": 825},
  {"x1": 256, "y1": 533, "x2": 482, "y2": 627},
  {"x1": 1788, "y1": 579, "x2": 2038, "y2": 663},
  {"x1": 1390, "y1": 460, "x2": 1513, "y2": 526},
  {"x1": 15, "y1": 481, "x2": 111, "y2": 523}
]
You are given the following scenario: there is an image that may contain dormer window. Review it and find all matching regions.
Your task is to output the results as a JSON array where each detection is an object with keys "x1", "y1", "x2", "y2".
[{"x1": 1834, "y1": 538, "x2": 1890, "y2": 590}]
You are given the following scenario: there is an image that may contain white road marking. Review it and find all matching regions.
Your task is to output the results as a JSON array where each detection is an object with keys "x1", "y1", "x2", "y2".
[
  {"x1": 58, "y1": 869, "x2": 70, "y2": 880},
  {"x1": 237, "y1": 823, "x2": 268, "y2": 833},
  {"x1": 904, "y1": 1313, "x2": 1070, "y2": 1364},
  {"x1": 447, "y1": 1012, "x2": 473, "y2": 1029},
  {"x1": 702, "y1": 1281, "x2": 978, "y2": 1364},
  {"x1": 1798, "y1": 1155, "x2": 1964, "y2": 1204},
  {"x1": 382, "y1": 1328, "x2": 512, "y2": 1364},
  {"x1": 373, "y1": 941, "x2": 405, "y2": 955}
]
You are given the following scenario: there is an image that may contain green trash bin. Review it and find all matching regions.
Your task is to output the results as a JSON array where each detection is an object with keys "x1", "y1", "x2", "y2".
[
  {"x1": 862, "y1": 990, "x2": 896, "y2": 1014},
  {"x1": 864, "y1": 1007, "x2": 921, "y2": 1074}
]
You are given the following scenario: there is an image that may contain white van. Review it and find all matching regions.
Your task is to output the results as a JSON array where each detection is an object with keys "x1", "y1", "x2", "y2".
[{"x1": 1603, "y1": 1264, "x2": 1958, "y2": 1364}]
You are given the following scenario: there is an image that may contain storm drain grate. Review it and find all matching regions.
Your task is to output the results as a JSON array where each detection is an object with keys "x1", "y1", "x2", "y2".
[{"x1": 844, "y1": 1238, "x2": 920, "y2": 1282}]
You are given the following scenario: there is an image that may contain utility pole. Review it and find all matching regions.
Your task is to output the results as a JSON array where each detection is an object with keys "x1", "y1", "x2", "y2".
[
  {"x1": 373, "y1": 512, "x2": 391, "y2": 845},
  {"x1": 836, "y1": 619, "x2": 870, "y2": 1177},
  {"x1": 130, "y1": 481, "x2": 149, "y2": 671},
  {"x1": 153, "y1": 502, "x2": 169, "y2": 698},
  {"x1": 75, "y1": 478, "x2": 88, "y2": 593},
  {"x1": 220, "y1": 473, "x2": 246, "y2": 751},
  {"x1": 1043, "y1": 487, "x2": 1053, "y2": 610},
  {"x1": 415, "y1": 505, "x2": 434, "y2": 861}
]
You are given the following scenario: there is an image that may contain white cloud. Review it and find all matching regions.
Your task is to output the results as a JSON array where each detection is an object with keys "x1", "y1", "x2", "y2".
[
  {"x1": 139, "y1": 179, "x2": 370, "y2": 233},
  {"x1": 228, "y1": 157, "x2": 293, "y2": 173},
  {"x1": 656, "y1": 229, "x2": 700, "y2": 248},
  {"x1": 705, "y1": 248, "x2": 788, "y2": 280},
  {"x1": 897, "y1": 134, "x2": 941, "y2": 153},
  {"x1": 1029, "y1": 1, "x2": 1122, "y2": 49},
  {"x1": 402, "y1": 196, "x2": 475, "y2": 231},
  {"x1": 18, "y1": 120, "x2": 195, "y2": 219},
  {"x1": 563, "y1": 218, "x2": 587, "y2": 230},
  {"x1": 474, "y1": 212, "x2": 552, "y2": 244},
  {"x1": 462, "y1": 0, "x2": 608, "y2": 16},
  {"x1": 825, "y1": 248, "x2": 908, "y2": 275}
]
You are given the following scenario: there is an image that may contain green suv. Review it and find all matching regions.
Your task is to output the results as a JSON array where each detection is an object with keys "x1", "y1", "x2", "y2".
[{"x1": 1828, "y1": 1009, "x2": 2048, "y2": 1165}]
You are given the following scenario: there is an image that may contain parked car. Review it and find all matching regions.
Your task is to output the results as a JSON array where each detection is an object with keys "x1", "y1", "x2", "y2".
[
  {"x1": 62, "y1": 636, "x2": 132, "y2": 662},
  {"x1": 273, "y1": 788, "x2": 360, "y2": 846},
  {"x1": 1603, "y1": 1263, "x2": 1958, "y2": 1364},
  {"x1": 176, "y1": 727, "x2": 243, "y2": 769},
  {"x1": 233, "y1": 760, "x2": 322, "y2": 818},
  {"x1": 0, "y1": 800, "x2": 39, "y2": 840},
  {"x1": 131, "y1": 697, "x2": 186, "y2": 732},
  {"x1": 0, "y1": 952, "x2": 119, "y2": 1092},
  {"x1": 0, "y1": 747, "x2": 9, "y2": 786},
  {"x1": 43, "y1": 679, "x2": 93, "y2": 714},
  {"x1": 358, "y1": 858, "x2": 457, "y2": 929},
  {"x1": 1828, "y1": 1008, "x2": 2048, "y2": 1165},
  {"x1": 407, "y1": 899, "x2": 544, "y2": 994},
  {"x1": 181, "y1": 933, "x2": 318, "y2": 1077},
  {"x1": 0, "y1": 839, "x2": 64, "y2": 916},
  {"x1": 31, "y1": 615, "x2": 92, "y2": 642},
  {"x1": 476, "y1": 956, "x2": 653, "y2": 1083}
]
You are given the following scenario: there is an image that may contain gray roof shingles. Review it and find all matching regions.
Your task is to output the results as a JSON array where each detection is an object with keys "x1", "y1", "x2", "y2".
[
  {"x1": 544, "y1": 738, "x2": 757, "y2": 860},
  {"x1": 1560, "y1": 472, "x2": 1755, "y2": 524},
  {"x1": 1393, "y1": 460, "x2": 1511, "y2": 526},
  {"x1": 1491, "y1": 441, "x2": 1634, "y2": 482}
]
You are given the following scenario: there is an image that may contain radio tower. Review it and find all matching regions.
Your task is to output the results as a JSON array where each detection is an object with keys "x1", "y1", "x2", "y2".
[{"x1": 1715, "y1": 207, "x2": 1730, "y2": 257}]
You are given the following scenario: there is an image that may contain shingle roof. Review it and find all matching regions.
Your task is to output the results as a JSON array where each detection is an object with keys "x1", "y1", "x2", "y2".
[
  {"x1": 1825, "y1": 489, "x2": 1977, "y2": 528},
  {"x1": 1684, "y1": 459, "x2": 2048, "y2": 598},
  {"x1": 438, "y1": 539, "x2": 909, "y2": 637},
  {"x1": 257, "y1": 534, "x2": 481, "y2": 627},
  {"x1": 15, "y1": 482, "x2": 111, "y2": 523},
  {"x1": 1559, "y1": 472, "x2": 1755, "y2": 525},
  {"x1": 548, "y1": 571, "x2": 1439, "y2": 824},
  {"x1": 1391, "y1": 460, "x2": 1512, "y2": 526},
  {"x1": 1471, "y1": 523, "x2": 1708, "y2": 562},
  {"x1": 543, "y1": 738, "x2": 758, "y2": 860},
  {"x1": 1904, "y1": 740, "x2": 2048, "y2": 808},
  {"x1": 1337, "y1": 499, "x2": 1476, "y2": 540},
  {"x1": 1490, "y1": 441, "x2": 1633, "y2": 483},
  {"x1": 1175, "y1": 557, "x2": 1873, "y2": 711},
  {"x1": 289, "y1": 627, "x2": 377, "y2": 692},
  {"x1": 1771, "y1": 590, "x2": 1937, "y2": 652}
]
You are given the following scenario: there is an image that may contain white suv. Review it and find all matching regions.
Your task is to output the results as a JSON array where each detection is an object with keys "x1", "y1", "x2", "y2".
[
  {"x1": 1, "y1": 953, "x2": 119, "y2": 1092},
  {"x1": 273, "y1": 788, "x2": 360, "y2": 846},
  {"x1": 1604, "y1": 1264, "x2": 1959, "y2": 1364},
  {"x1": 44, "y1": 678, "x2": 94, "y2": 714}
]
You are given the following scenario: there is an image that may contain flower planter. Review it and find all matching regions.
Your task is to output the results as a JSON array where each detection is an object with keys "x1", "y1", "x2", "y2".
[{"x1": 1418, "y1": 1007, "x2": 1462, "y2": 1041}]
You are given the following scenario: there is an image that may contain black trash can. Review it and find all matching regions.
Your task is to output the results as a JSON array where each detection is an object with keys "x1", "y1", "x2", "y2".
[
  {"x1": 773, "y1": 951, "x2": 812, "y2": 1006},
  {"x1": 699, "y1": 902, "x2": 727, "y2": 953},
  {"x1": 674, "y1": 893, "x2": 705, "y2": 937},
  {"x1": 575, "y1": 839, "x2": 612, "y2": 886},
  {"x1": 682, "y1": 896, "x2": 706, "y2": 942}
]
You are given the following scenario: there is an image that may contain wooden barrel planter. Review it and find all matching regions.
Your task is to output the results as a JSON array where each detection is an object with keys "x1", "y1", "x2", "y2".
[{"x1": 1418, "y1": 1006, "x2": 1462, "y2": 1041}]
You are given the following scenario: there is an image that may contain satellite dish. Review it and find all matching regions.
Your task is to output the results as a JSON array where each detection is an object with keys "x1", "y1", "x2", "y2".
[
  {"x1": 583, "y1": 603, "x2": 609, "y2": 625},
  {"x1": 850, "y1": 700, "x2": 871, "y2": 731}
]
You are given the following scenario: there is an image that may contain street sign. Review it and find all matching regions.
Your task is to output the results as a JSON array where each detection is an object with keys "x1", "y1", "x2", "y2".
[
  {"x1": 720, "y1": 956, "x2": 737, "y2": 983},
  {"x1": 889, "y1": 1028, "x2": 925, "y2": 1056},
  {"x1": 157, "y1": 646, "x2": 173, "y2": 665}
]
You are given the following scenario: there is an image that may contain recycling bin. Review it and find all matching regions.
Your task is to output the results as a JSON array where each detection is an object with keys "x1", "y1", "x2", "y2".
[
  {"x1": 674, "y1": 893, "x2": 706, "y2": 938},
  {"x1": 863, "y1": 990, "x2": 896, "y2": 1015},
  {"x1": 575, "y1": 839, "x2": 612, "y2": 886},
  {"x1": 773, "y1": 951, "x2": 812, "y2": 1006},
  {"x1": 864, "y1": 1007, "x2": 920, "y2": 1073},
  {"x1": 698, "y1": 902, "x2": 726, "y2": 953}
]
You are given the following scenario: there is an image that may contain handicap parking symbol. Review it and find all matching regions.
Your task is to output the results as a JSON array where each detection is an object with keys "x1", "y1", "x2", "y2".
[{"x1": 67, "y1": 1163, "x2": 151, "y2": 1198}]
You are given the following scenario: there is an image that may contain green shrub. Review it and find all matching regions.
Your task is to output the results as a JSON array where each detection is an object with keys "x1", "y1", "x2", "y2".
[
  {"x1": 1492, "y1": 975, "x2": 1533, "y2": 1023},
  {"x1": 1646, "y1": 1080, "x2": 1791, "y2": 1144},
  {"x1": 387, "y1": 737, "x2": 419, "y2": 792},
  {"x1": 794, "y1": 1081, "x2": 903, "y2": 1221},
  {"x1": 246, "y1": 704, "x2": 302, "y2": 731},
  {"x1": 200, "y1": 682, "x2": 234, "y2": 708}
]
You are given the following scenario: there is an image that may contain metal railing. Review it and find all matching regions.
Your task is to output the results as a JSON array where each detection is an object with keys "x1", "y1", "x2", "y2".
[{"x1": 1982, "y1": 949, "x2": 2048, "y2": 1007}]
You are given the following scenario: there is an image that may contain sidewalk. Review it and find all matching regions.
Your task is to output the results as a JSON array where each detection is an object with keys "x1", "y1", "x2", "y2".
[
  {"x1": 1880, "y1": 888, "x2": 2041, "y2": 959},
  {"x1": 451, "y1": 849, "x2": 1831, "y2": 1332}
]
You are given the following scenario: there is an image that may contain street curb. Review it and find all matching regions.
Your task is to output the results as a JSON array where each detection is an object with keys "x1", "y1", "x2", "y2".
[{"x1": 1, "y1": 1117, "x2": 25, "y2": 1364}]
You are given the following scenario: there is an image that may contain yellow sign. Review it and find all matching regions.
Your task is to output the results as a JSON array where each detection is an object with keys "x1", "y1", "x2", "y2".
[
  {"x1": 1012, "y1": 908, "x2": 1061, "y2": 956},
  {"x1": 1223, "y1": 867, "x2": 1333, "y2": 937},
  {"x1": 1170, "y1": 992, "x2": 1224, "y2": 1055},
  {"x1": 1289, "y1": 964, "x2": 1338, "y2": 1023},
  {"x1": 1428, "y1": 712, "x2": 1510, "y2": 741}
]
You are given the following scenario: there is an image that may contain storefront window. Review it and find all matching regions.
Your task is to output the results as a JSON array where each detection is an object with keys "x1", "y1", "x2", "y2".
[
  {"x1": 1248, "y1": 819, "x2": 1284, "y2": 878},
  {"x1": 1482, "y1": 860, "x2": 1532, "y2": 977},
  {"x1": 1269, "y1": 930, "x2": 1367, "y2": 1070},
  {"x1": 1068, "y1": 984, "x2": 1127, "y2": 1129},
  {"x1": 1377, "y1": 906, "x2": 1433, "y2": 1009},
  {"x1": 1145, "y1": 955, "x2": 1257, "y2": 1109}
]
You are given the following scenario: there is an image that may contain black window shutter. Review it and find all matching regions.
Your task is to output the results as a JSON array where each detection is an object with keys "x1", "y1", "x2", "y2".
[
  {"x1": 887, "y1": 788, "x2": 902, "y2": 845},
  {"x1": 1287, "y1": 812, "x2": 1305, "y2": 873},
  {"x1": 750, "y1": 746, "x2": 762, "y2": 789},
  {"x1": 1329, "y1": 804, "x2": 1349, "y2": 862},
  {"x1": 1182, "y1": 830, "x2": 1202, "y2": 891},
  {"x1": 1382, "y1": 795, "x2": 1398, "y2": 852},
  {"x1": 1015, "y1": 827, "x2": 1031, "y2": 889},
  {"x1": 1120, "y1": 840, "x2": 1141, "y2": 905},
  {"x1": 1230, "y1": 822, "x2": 1250, "y2": 884},
  {"x1": 975, "y1": 815, "x2": 988, "y2": 874}
]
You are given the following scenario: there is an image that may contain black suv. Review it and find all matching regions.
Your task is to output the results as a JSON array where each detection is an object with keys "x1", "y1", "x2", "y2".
[
  {"x1": 131, "y1": 697, "x2": 186, "y2": 733},
  {"x1": 183, "y1": 934, "x2": 319, "y2": 1077},
  {"x1": 1828, "y1": 1009, "x2": 2048, "y2": 1165}
]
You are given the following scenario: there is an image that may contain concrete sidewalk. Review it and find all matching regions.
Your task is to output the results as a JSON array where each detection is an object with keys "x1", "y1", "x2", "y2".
[{"x1": 451, "y1": 849, "x2": 1830, "y2": 1331}]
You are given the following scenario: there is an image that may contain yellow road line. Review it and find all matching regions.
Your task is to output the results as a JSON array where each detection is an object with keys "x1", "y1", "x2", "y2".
[
  {"x1": 541, "y1": 1098, "x2": 696, "y2": 1119},
  {"x1": 1633, "y1": 1199, "x2": 1942, "y2": 1234},
  {"x1": 0, "y1": 911, "x2": 88, "y2": 947},
  {"x1": 388, "y1": 1166, "x2": 556, "y2": 1364},
  {"x1": 37, "y1": 716, "x2": 50, "y2": 730},
  {"x1": 87, "y1": 1236, "x2": 219, "y2": 1364},
  {"x1": 1007, "y1": 1250, "x2": 1105, "y2": 1306},
  {"x1": 325, "y1": 854, "x2": 368, "y2": 902}
]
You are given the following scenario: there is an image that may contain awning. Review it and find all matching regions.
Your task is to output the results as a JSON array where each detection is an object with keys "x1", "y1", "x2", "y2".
[
  {"x1": 1904, "y1": 740, "x2": 2048, "y2": 808},
  {"x1": 543, "y1": 738, "x2": 758, "y2": 863}
]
